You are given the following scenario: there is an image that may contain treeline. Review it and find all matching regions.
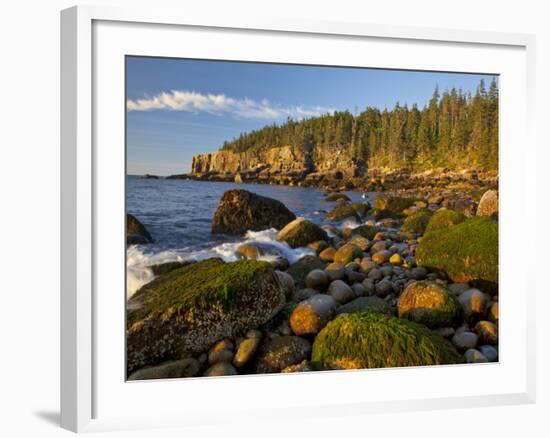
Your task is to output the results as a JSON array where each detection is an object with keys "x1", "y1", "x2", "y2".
[{"x1": 221, "y1": 79, "x2": 498, "y2": 170}]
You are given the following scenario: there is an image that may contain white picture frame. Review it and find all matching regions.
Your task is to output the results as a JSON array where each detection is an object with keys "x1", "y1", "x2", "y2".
[{"x1": 60, "y1": 4, "x2": 537, "y2": 433}]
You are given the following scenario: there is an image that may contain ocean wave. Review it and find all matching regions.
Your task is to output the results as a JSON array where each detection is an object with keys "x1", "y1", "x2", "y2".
[{"x1": 126, "y1": 227, "x2": 314, "y2": 299}]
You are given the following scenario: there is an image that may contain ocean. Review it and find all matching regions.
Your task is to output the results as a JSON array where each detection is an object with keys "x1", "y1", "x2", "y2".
[{"x1": 126, "y1": 176, "x2": 371, "y2": 297}]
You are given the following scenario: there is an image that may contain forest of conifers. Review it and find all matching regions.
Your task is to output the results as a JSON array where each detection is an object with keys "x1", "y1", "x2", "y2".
[{"x1": 221, "y1": 78, "x2": 498, "y2": 170}]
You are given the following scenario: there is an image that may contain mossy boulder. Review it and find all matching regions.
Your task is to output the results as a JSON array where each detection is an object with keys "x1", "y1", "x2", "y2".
[
  {"x1": 212, "y1": 189, "x2": 296, "y2": 235},
  {"x1": 351, "y1": 224, "x2": 380, "y2": 240},
  {"x1": 127, "y1": 213, "x2": 154, "y2": 244},
  {"x1": 425, "y1": 209, "x2": 466, "y2": 233},
  {"x1": 286, "y1": 255, "x2": 327, "y2": 288},
  {"x1": 126, "y1": 258, "x2": 286, "y2": 374},
  {"x1": 334, "y1": 243, "x2": 364, "y2": 264},
  {"x1": 373, "y1": 196, "x2": 416, "y2": 214},
  {"x1": 277, "y1": 218, "x2": 328, "y2": 248},
  {"x1": 397, "y1": 281, "x2": 462, "y2": 328},
  {"x1": 150, "y1": 261, "x2": 193, "y2": 276},
  {"x1": 416, "y1": 217, "x2": 498, "y2": 286},
  {"x1": 326, "y1": 204, "x2": 360, "y2": 221},
  {"x1": 401, "y1": 210, "x2": 433, "y2": 234},
  {"x1": 311, "y1": 311, "x2": 462, "y2": 370}
]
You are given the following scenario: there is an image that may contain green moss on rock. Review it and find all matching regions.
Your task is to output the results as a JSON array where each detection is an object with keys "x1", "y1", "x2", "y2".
[
  {"x1": 416, "y1": 217, "x2": 498, "y2": 285},
  {"x1": 311, "y1": 311, "x2": 462, "y2": 370},
  {"x1": 425, "y1": 209, "x2": 466, "y2": 233},
  {"x1": 334, "y1": 243, "x2": 364, "y2": 264},
  {"x1": 401, "y1": 210, "x2": 433, "y2": 234},
  {"x1": 126, "y1": 258, "x2": 286, "y2": 373}
]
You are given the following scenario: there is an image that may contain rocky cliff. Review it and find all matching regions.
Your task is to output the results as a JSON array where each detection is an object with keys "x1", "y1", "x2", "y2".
[{"x1": 190, "y1": 145, "x2": 365, "y2": 184}]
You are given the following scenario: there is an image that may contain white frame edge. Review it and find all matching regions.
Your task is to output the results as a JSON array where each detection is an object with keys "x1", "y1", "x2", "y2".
[{"x1": 60, "y1": 4, "x2": 537, "y2": 433}]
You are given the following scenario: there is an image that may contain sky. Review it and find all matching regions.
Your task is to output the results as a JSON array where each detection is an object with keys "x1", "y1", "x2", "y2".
[{"x1": 126, "y1": 56, "x2": 496, "y2": 176}]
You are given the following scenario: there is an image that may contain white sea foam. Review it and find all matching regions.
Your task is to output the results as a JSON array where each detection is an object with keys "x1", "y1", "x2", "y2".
[{"x1": 126, "y1": 227, "x2": 314, "y2": 299}]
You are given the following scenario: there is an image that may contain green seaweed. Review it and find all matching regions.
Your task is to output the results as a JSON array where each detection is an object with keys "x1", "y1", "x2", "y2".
[{"x1": 311, "y1": 311, "x2": 462, "y2": 369}]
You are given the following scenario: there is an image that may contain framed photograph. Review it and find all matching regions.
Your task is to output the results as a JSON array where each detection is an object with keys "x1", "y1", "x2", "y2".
[{"x1": 61, "y1": 5, "x2": 536, "y2": 433}]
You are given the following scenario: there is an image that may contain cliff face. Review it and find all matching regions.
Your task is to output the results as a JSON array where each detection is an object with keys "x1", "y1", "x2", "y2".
[{"x1": 191, "y1": 145, "x2": 365, "y2": 182}]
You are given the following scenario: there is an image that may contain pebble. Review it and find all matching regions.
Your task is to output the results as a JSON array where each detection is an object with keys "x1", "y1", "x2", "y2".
[
  {"x1": 374, "y1": 279, "x2": 393, "y2": 297},
  {"x1": 305, "y1": 269, "x2": 329, "y2": 291},
  {"x1": 361, "y1": 278, "x2": 376, "y2": 295},
  {"x1": 290, "y1": 294, "x2": 337, "y2": 336},
  {"x1": 351, "y1": 282, "x2": 367, "y2": 297},
  {"x1": 479, "y1": 345, "x2": 499, "y2": 362},
  {"x1": 203, "y1": 362, "x2": 238, "y2": 377},
  {"x1": 319, "y1": 247, "x2": 336, "y2": 262},
  {"x1": 275, "y1": 270, "x2": 295, "y2": 299},
  {"x1": 474, "y1": 320, "x2": 498, "y2": 345},
  {"x1": 389, "y1": 253, "x2": 402, "y2": 265},
  {"x1": 452, "y1": 331, "x2": 479, "y2": 351},
  {"x1": 488, "y1": 302, "x2": 499, "y2": 323},
  {"x1": 410, "y1": 266, "x2": 428, "y2": 280},
  {"x1": 368, "y1": 268, "x2": 382, "y2": 281},
  {"x1": 448, "y1": 283, "x2": 470, "y2": 296},
  {"x1": 325, "y1": 262, "x2": 346, "y2": 281},
  {"x1": 457, "y1": 288, "x2": 487, "y2": 321},
  {"x1": 327, "y1": 279, "x2": 355, "y2": 304},
  {"x1": 370, "y1": 241, "x2": 387, "y2": 254},
  {"x1": 360, "y1": 258, "x2": 377, "y2": 273},
  {"x1": 233, "y1": 337, "x2": 261, "y2": 368},
  {"x1": 372, "y1": 250, "x2": 392, "y2": 264},
  {"x1": 464, "y1": 348, "x2": 489, "y2": 363}
]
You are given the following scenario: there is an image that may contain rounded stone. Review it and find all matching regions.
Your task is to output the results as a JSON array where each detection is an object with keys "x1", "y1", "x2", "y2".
[
  {"x1": 367, "y1": 268, "x2": 383, "y2": 281},
  {"x1": 479, "y1": 344, "x2": 499, "y2": 362},
  {"x1": 203, "y1": 362, "x2": 239, "y2": 377},
  {"x1": 374, "y1": 279, "x2": 393, "y2": 297},
  {"x1": 276, "y1": 270, "x2": 296, "y2": 299},
  {"x1": 488, "y1": 302, "x2": 499, "y2": 323},
  {"x1": 233, "y1": 337, "x2": 262, "y2": 368},
  {"x1": 305, "y1": 269, "x2": 329, "y2": 291},
  {"x1": 372, "y1": 250, "x2": 392, "y2": 264},
  {"x1": 325, "y1": 262, "x2": 346, "y2": 281},
  {"x1": 334, "y1": 243, "x2": 364, "y2": 264},
  {"x1": 370, "y1": 241, "x2": 387, "y2": 254},
  {"x1": 389, "y1": 253, "x2": 402, "y2": 265},
  {"x1": 208, "y1": 348, "x2": 234, "y2": 365},
  {"x1": 255, "y1": 336, "x2": 312, "y2": 373},
  {"x1": 451, "y1": 331, "x2": 479, "y2": 351},
  {"x1": 327, "y1": 280, "x2": 355, "y2": 304},
  {"x1": 128, "y1": 358, "x2": 200, "y2": 380},
  {"x1": 397, "y1": 281, "x2": 462, "y2": 329},
  {"x1": 457, "y1": 288, "x2": 487, "y2": 321},
  {"x1": 290, "y1": 294, "x2": 337, "y2": 336},
  {"x1": 474, "y1": 320, "x2": 498, "y2": 345},
  {"x1": 464, "y1": 348, "x2": 489, "y2": 363},
  {"x1": 319, "y1": 247, "x2": 336, "y2": 262}
]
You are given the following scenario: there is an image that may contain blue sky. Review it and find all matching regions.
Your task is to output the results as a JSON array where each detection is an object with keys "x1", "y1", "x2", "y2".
[{"x1": 126, "y1": 57, "x2": 496, "y2": 176}]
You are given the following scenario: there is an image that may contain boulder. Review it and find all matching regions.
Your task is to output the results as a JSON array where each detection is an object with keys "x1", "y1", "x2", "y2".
[
  {"x1": 416, "y1": 217, "x2": 498, "y2": 289},
  {"x1": 425, "y1": 209, "x2": 466, "y2": 233},
  {"x1": 127, "y1": 358, "x2": 200, "y2": 380},
  {"x1": 127, "y1": 213, "x2": 154, "y2": 244},
  {"x1": 212, "y1": 189, "x2": 296, "y2": 235},
  {"x1": 126, "y1": 258, "x2": 285, "y2": 374},
  {"x1": 235, "y1": 243, "x2": 263, "y2": 259},
  {"x1": 311, "y1": 311, "x2": 462, "y2": 369},
  {"x1": 335, "y1": 296, "x2": 393, "y2": 316},
  {"x1": 334, "y1": 243, "x2": 363, "y2": 264},
  {"x1": 255, "y1": 336, "x2": 312, "y2": 373},
  {"x1": 290, "y1": 294, "x2": 337, "y2": 336},
  {"x1": 277, "y1": 218, "x2": 328, "y2": 248},
  {"x1": 351, "y1": 225, "x2": 380, "y2": 240},
  {"x1": 476, "y1": 190, "x2": 498, "y2": 217},
  {"x1": 397, "y1": 281, "x2": 462, "y2": 328}
]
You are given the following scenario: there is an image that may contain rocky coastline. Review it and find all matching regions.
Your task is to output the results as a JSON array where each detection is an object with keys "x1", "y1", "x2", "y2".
[{"x1": 126, "y1": 182, "x2": 499, "y2": 380}]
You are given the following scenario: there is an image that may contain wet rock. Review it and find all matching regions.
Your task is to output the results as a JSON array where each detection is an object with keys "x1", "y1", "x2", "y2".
[
  {"x1": 291, "y1": 288, "x2": 318, "y2": 303},
  {"x1": 372, "y1": 250, "x2": 392, "y2": 264},
  {"x1": 335, "y1": 296, "x2": 393, "y2": 315},
  {"x1": 457, "y1": 288, "x2": 487, "y2": 321},
  {"x1": 286, "y1": 256, "x2": 326, "y2": 288},
  {"x1": 479, "y1": 344, "x2": 498, "y2": 362},
  {"x1": 334, "y1": 243, "x2": 363, "y2": 264},
  {"x1": 474, "y1": 321, "x2": 498, "y2": 345},
  {"x1": 212, "y1": 189, "x2": 296, "y2": 235},
  {"x1": 325, "y1": 262, "x2": 346, "y2": 281},
  {"x1": 325, "y1": 193, "x2": 350, "y2": 202},
  {"x1": 235, "y1": 243, "x2": 263, "y2": 259},
  {"x1": 451, "y1": 331, "x2": 479, "y2": 351},
  {"x1": 127, "y1": 213, "x2": 154, "y2": 245},
  {"x1": 374, "y1": 279, "x2": 393, "y2": 297},
  {"x1": 488, "y1": 302, "x2": 499, "y2": 323},
  {"x1": 319, "y1": 247, "x2": 336, "y2": 262},
  {"x1": 233, "y1": 336, "x2": 262, "y2": 368},
  {"x1": 464, "y1": 348, "x2": 488, "y2": 363},
  {"x1": 276, "y1": 270, "x2": 295, "y2": 299}
]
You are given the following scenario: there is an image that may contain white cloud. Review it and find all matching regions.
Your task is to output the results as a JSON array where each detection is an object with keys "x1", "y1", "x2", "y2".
[{"x1": 127, "y1": 90, "x2": 335, "y2": 120}]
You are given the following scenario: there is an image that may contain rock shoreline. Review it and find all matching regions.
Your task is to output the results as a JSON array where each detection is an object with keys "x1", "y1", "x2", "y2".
[{"x1": 127, "y1": 183, "x2": 499, "y2": 380}]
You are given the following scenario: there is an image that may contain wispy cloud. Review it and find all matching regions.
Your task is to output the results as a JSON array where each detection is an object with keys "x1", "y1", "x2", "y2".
[{"x1": 126, "y1": 90, "x2": 335, "y2": 120}]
